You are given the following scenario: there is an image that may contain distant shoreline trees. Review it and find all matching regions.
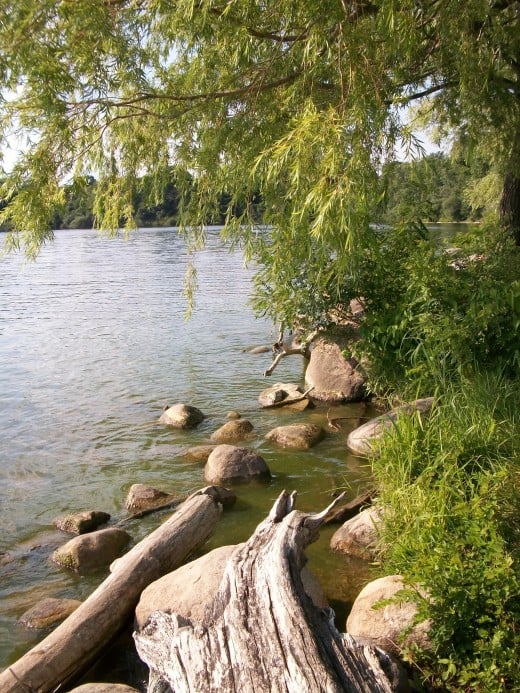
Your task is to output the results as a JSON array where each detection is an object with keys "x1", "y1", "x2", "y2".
[{"x1": 1, "y1": 152, "x2": 486, "y2": 233}]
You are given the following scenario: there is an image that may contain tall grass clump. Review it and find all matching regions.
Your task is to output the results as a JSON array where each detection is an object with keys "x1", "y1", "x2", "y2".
[{"x1": 372, "y1": 374, "x2": 520, "y2": 691}]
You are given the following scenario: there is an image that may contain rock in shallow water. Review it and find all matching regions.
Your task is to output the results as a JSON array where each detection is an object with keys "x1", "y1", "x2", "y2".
[
  {"x1": 19, "y1": 596, "x2": 82, "y2": 629},
  {"x1": 330, "y1": 507, "x2": 382, "y2": 560},
  {"x1": 204, "y1": 444, "x2": 270, "y2": 484},
  {"x1": 347, "y1": 397, "x2": 434, "y2": 456},
  {"x1": 159, "y1": 403, "x2": 205, "y2": 428},
  {"x1": 266, "y1": 423, "x2": 325, "y2": 449},
  {"x1": 210, "y1": 418, "x2": 254, "y2": 443},
  {"x1": 54, "y1": 510, "x2": 111, "y2": 535},
  {"x1": 125, "y1": 483, "x2": 176, "y2": 512},
  {"x1": 52, "y1": 528, "x2": 131, "y2": 572}
]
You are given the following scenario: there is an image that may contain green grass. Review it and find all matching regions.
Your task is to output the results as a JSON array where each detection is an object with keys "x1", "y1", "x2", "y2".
[{"x1": 371, "y1": 374, "x2": 520, "y2": 691}]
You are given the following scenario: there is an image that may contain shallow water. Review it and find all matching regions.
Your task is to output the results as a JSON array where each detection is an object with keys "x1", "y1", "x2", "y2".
[{"x1": 0, "y1": 227, "x2": 375, "y2": 671}]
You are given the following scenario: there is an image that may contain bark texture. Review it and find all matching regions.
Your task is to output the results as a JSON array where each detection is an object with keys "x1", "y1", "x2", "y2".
[
  {"x1": 134, "y1": 491, "x2": 403, "y2": 692},
  {"x1": 0, "y1": 487, "x2": 223, "y2": 693}
]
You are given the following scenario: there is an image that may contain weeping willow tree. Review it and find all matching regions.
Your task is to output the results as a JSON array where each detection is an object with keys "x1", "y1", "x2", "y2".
[{"x1": 0, "y1": 0, "x2": 519, "y2": 328}]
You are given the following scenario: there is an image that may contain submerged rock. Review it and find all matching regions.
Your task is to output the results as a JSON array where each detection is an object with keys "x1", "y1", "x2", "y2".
[
  {"x1": 347, "y1": 575, "x2": 431, "y2": 656},
  {"x1": 19, "y1": 596, "x2": 82, "y2": 629},
  {"x1": 182, "y1": 445, "x2": 217, "y2": 462},
  {"x1": 210, "y1": 419, "x2": 254, "y2": 443},
  {"x1": 54, "y1": 510, "x2": 111, "y2": 535},
  {"x1": 266, "y1": 423, "x2": 325, "y2": 449},
  {"x1": 347, "y1": 397, "x2": 434, "y2": 457},
  {"x1": 52, "y1": 528, "x2": 131, "y2": 572},
  {"x1": 159, "y1": 403, "x2": 205, "y2": 428},
  {"x1": 204, "y1": 444, "x2": 270, "y2": 484},
  {"x1": 244, "y1": 345, "x2": 270, "y2": 354}
]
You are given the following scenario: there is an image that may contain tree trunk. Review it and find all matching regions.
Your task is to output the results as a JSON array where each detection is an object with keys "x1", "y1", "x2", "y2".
[
  {"x1": 499, "y1": 128, "x2": 520, "y2": 245},
  {"x1": 0, "y1": 487, "x2": 224, "y2": 693},
  {"x1": 135, "y1": 491, "x2": 404, "y2": 692}
]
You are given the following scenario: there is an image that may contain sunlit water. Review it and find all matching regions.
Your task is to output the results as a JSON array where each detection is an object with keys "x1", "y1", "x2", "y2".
[{"x1": 0, "y1": 227, "x2": 375, "y2": 673}]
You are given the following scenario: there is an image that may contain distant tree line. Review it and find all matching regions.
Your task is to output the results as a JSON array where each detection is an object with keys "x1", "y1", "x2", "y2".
[
  {"x1": 0, "y1": 152, "x2": 490, "y2": 233},
  {"x1": 379, "y1": 150, "x2": 490, "y2": 225}
]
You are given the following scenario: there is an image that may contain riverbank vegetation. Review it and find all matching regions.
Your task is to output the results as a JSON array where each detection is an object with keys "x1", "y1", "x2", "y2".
[{"x1": 1, "y1": 0, "x2": 519, "y2": 689}]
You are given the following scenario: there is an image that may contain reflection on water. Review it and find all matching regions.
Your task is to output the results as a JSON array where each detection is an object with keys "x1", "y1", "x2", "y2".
[{"x1": 0, "y1": 227, "x2": 374, "y2": 669}]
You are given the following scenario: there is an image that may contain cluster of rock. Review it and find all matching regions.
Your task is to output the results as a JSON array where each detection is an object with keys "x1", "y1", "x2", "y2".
[{"x1": 13, "y1": 375, "x2": 435, "y2": 690}]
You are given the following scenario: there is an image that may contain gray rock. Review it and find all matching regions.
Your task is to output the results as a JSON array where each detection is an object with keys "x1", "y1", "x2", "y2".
[
  {"x1": 52, "y1": 528, "x2": 131, "y2": 572},
  {"x1": 135, "y1": 544, "x2": 327, "y2": 629},
  {"x1": 347, "y1": 397, "x2": 434, "y2": 457},
  {"x1": 266, "y1": 423, "x2": 325, "y2": 449},
  {"x1": 204, "y1": 445, "x2": 270, "y2": 484},
  {"x1": 330, "y1": 507, "x2": 381, "y2": 560},
  {"x1": 159, "y1": 403, "x2": 205, "y2": 428},
  {"x1": 54, "y1": 510, "x2": 111, "y2": 535},
  {"x1": 346, "y1": 575, "x2": 431, "y2": 656},
  {"x1": 258, "y1": 382, "x2": 303, "y2": 408},
  {"x1": 125, "y1": 483, "x2": 174, "y2": 512},
  {"x1": 304, "y1": 339, "x2": 366, "y2": 403},
  {"x1": 210, "y1": 419, "x2": 254, "y2": 443},
  {"x1": 19, "y1": 597, "x2": 81, "y2": 629}
]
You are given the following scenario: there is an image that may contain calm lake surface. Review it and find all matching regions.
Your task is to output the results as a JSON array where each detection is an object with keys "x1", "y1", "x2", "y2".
[{"x1": 0, "y1": 227, "x2": 374, "y2": 670}]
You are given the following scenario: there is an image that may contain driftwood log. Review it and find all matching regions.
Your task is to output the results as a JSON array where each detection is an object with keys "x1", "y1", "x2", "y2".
[
  {"x1": 325, "y1": 489, "x2": 377, "y2": 525},
  {"x1": 135, "y1": 491, "x2": 404, "y2": 692},
  {"x1": 0, "y1": 487, "x2": 225, "y2": 693}
]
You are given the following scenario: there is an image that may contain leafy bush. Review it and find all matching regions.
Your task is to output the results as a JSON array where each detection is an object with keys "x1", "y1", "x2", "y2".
[
  {"x1": 353, "y1": 222, "x2": 520, "y2": 395},
  {"x1": 372, "y1": 376, "x2": 520, "y2": 691}
]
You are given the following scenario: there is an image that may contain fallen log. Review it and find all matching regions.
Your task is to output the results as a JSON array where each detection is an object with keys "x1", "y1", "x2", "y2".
[
  {"x1": 325, "y1": 488, "x2": 377, "y2": 525},
  {"x1": 135, "y1": 491, "x2": 405, "y2": 692},
  {"x1": 0, "y1": 486, "x2": 224, "y2": 693}
]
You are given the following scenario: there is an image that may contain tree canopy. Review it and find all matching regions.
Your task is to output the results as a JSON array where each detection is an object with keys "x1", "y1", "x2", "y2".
[{"x1": 0, "y1": 0, "x2": 519, "y2": 322}]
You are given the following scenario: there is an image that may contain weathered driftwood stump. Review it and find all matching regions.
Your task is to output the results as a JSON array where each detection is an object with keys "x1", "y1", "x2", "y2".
[
  {"x1": 0, "y1": 487, "x2": 224, "y2": 693},
  {"x1": 134, "y1": 491, "x2": 403, "y2": 692}
]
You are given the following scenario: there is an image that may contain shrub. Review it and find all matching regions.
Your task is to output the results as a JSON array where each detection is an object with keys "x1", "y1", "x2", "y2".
[{"x1": 372, "y1": 376, "x2": 520, "y2": 691}]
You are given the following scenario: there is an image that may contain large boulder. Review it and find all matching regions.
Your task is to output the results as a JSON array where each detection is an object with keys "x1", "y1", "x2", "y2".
[
  {"x1": 330, "y1": 507, "x2": 381, "y2": 560},
  {"x1": 135, "y1": 544, "x2": 327, "y2": 629},
  {"x1": 204, "y1": 445, "x2": 270, "y2": 484},
  {"x1": 304, "y1": 339, "x2": 366, "y2": 403},
  {"x1": 346, "y1": 575, "x2": 431, "y2": 656},
  {"x1": 210, "y1": 419, "x2": 254, "y2": 444},
  {"x1": 347, "y1": 397, "x2": 434, "y2": 457},
  {"x1": 52, "y1": 528, "x2": 131, "y2": 572},
  {"x1": 19, "y1": 597, "x2": 82, "y2": 629},
  {"x1": 54, "y1": 511, "x2": 111, "y2": 535},
  {"x1": 266, "y1": 423, "x2": 325, "y2": 450},
  {"x1": 159, "y1": 403, "x2": 205, "y2": 428}
]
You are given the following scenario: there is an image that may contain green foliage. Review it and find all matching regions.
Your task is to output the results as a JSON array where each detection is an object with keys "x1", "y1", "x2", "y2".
[
  {"x1": 372, "y1": 377, "x2": 520, "y2": 690},
  {"x1": 351, "y1": 222, "x2": 520, "y2": 395},
  {"x1": 1, "y1": 0, "x2": 519, "y2": 317},
  {"x1": 379, "y1": 153, "x2": 478, "y2": 224}
]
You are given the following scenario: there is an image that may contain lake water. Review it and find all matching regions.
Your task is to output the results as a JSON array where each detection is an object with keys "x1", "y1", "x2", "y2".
[{"x1": 0, "y1": 227, "x2": 374, "y2": 673}]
